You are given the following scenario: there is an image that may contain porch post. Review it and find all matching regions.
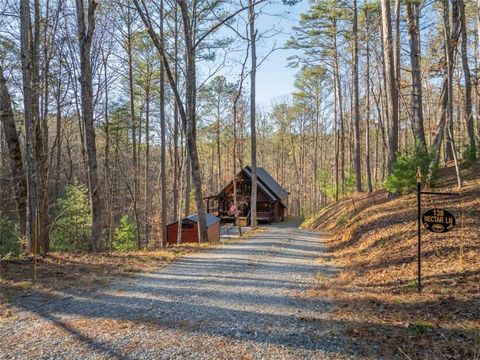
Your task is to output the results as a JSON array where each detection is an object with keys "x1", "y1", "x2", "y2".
[{"x1": 269, "y1": 202, "x2": 272, "y2": 224}]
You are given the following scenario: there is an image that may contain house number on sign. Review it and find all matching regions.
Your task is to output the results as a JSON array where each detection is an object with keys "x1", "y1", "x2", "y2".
[{"x1": 422, "y1": 208, "x2": 456, "y2": 233}]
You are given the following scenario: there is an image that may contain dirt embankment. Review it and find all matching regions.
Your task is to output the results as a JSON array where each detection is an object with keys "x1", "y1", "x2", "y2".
[{"x1": 302, "y1": 165, "x2": 480, "y2": 359}]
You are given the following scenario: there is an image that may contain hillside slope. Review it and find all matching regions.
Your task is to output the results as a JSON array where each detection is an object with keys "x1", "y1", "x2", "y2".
[{"x1": 302, "y1": 165, "x2": 480, "y2": 359}]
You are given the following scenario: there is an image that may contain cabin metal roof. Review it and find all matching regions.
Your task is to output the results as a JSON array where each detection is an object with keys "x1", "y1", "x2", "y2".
[
  {"x1": 246, "y1": 166, "x2": 288, "y2": 200},
  {"x1": 216, "y1": 166, "x2": 288, "y2": 208},
  {"x1": 241, "y1": 167, "x2": 278, "y2": 202}
]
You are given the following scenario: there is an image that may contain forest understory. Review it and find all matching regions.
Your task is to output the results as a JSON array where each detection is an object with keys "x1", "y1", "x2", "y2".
[{"x1": 302, "y1": 164, "x2": 480, "y2": 359}]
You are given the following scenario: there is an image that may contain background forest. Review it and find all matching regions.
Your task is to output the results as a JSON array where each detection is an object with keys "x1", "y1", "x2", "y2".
[{"x1": 0, "y1": 0, "x2": 478, "y2": 256}]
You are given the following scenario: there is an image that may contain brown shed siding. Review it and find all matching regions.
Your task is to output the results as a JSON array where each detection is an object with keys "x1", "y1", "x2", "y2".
[
  {"x1": 166, "y1": 219, "x2": 220, "y2": 245},
  {"x1": 166, "y1": 220, "x2": 199, "y2": 245},
  {"x1": 207, "y1": 221, "x2": 220, "y2": 242}
]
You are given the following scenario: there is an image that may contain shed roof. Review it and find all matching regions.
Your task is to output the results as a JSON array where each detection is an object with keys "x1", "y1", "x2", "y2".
[{"x1": 167, "y1": 213, "x2": 220, "y2": 227}]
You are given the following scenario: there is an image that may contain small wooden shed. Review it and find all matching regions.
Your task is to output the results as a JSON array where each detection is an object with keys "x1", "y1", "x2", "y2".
[{"x1": 166, "y1": 213, "x2": 221, "y2": 245}]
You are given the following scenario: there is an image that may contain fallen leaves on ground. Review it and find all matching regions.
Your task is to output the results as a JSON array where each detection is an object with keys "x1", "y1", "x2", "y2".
[
  {"x1": 303, "y1": 164, "x2": 480, "y2": 359},
  {"x1": 0, "y1": 245, "x2": 204, "y2": 317}
]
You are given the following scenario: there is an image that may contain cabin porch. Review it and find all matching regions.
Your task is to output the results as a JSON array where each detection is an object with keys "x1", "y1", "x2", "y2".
[
  {"x1": 205, "y1": 196, "x2": 274, "y2": 225},
  {"x1": 205, "y1": 166, "x2": 288, "y2": 225}
]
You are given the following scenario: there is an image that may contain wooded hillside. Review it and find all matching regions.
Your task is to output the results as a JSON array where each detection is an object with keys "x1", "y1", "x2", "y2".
[{"x1": 301, "y1": 164, "x2": 480, "y2": 358}]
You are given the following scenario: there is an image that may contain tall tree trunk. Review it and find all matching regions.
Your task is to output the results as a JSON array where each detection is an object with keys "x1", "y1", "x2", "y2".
[
  {"x1": 381, "y1": 0, "x2": 399, "y2": 174},
  {"x1": 36, "y1": 97, "x2": 48, "y2": 255},
  {"x1": 185, "y1": 156, "x2": 191, "y2": 216},
  {"x1": 20, "y1": 0, "x2": 39, "y2": 253},
  {"x1": 249, "y1": 0, "x2": 257, "y2": 228},
  {"x1": 216, "y1": 103, "x2": 221, "y2": 192},
  {"x1": 177, "y1": 148, "x2": 188, "y2": 244},
  {"x1": 177, "y1": 0, "x2": 208, "y2": 242},
  {"x1": 446, "y1": 0, "x2": 462, "y2": 186},
  {"x1": 364, "y1": 10, "x2": 373, "y2": 193},
  {"x1": 406, "y1": 1, "x2": 428, "y2": 154},
  {"x1": 172, "y1": 4, "x2": 179, "y2": 221},
  {"x1": 313, "y1": 86, "x2": 320, "y2": 207},
  {"x1": 144, "y1": 80, "x2": 150, "y2": 246},
  {"x1": 393, "y1": 0, "x2": 401, "y2": 145},
  {"x1": 0, "y1": 68, "x2": 28, "y2": 239},
  {"x1": 352, "y1": 0, "x2": 362, "y2": 192},
  {"x1": 31, "y1": 0, "x2": 44, "y2": 255},
  {"x1": 427, "y1": 0, "x2": 461, "y2": 184},
  {"x1": 333, "y1": 21, "x2": 345, "y2": 194},
  {"x1": 75, "y1": 0, "x2": 102, "y2": 252},
  {"x1": 444, "y1": 0, "x2": 455, "y2": 163},
  {"x1": 126, "y1": 7, "x2": 139, "y2": 248},
  {"x1": 477, "y1": 0, "x2": 480, "y2": 143},
  {"x1": 102, "y1": 54, "x2": 113, "y2": 251},
  {"x1": 459, "y1": 0, "x2": 475, "y2": 159},
  {"x1": 38, "y1": 2, "x2": 53, "y2": 254},
  {"x1": 160, "y1": 0, "x2": 167, "y2": 247},
  {"x1": 333, "y1": 64, "x2": 339, "y2": 201},
  {"x1": 53, "y1": 64, "x2": 63, "y2": 202},
  {"x1": 233, "y1": 47, "x2": 248, "y2": 233}
]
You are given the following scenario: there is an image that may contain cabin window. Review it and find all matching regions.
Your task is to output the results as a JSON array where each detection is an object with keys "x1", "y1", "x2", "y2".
[
  {"x1": 245, "y1": 183, "x2": 251, "y2": 194},
  {"x1": 182, "y1": 222, "x2": 194, "y2": 229}
]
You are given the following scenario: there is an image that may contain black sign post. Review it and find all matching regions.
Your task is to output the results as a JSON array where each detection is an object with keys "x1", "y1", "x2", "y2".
[{"x1": 416, "y1": 167, "x2": 458, "y2": 293}]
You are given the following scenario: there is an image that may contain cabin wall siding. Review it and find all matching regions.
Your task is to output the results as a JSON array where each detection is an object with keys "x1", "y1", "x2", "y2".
[
  {"x1": 273, "y1": 201, "x2": 280, "y2": 223},
  {"x1": 256, "y1": 191, "x2": 270, "y2": 202}
]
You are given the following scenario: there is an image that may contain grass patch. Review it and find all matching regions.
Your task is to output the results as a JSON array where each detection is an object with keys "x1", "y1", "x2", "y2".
[
  {"x1": 335, "y1": 215, "x2": 348, "y2": 229},
  {"x1": 406, "y1": 279, "x2": 418, "y2": 289},
  {"x1": 407, "y1": 322, "x2": 434, "y2": 334}
]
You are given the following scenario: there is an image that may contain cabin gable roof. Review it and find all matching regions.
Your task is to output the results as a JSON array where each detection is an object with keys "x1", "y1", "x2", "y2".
[
  {"x1": 245, "y1": 166, "x2": 288, "y2": 200},
  {"x1": 216, "y1": 166, "x2": 288, "y2": 208},
  {"x1": 241, "y1": 167, "x2": 278, "y2": 202}
]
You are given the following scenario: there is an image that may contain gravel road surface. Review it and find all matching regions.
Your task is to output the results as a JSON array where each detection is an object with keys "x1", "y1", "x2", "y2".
[{"x1": 0, "y1": 222, "x2": 355, "y2": 360}]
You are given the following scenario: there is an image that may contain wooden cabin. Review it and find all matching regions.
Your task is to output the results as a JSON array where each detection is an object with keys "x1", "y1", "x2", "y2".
[
  {"x1": 206, "y1": 166, "x2": 288, "y2": 224},
  {"x1": 166, "y1": 213, "x2": 220, "y2": 245}
]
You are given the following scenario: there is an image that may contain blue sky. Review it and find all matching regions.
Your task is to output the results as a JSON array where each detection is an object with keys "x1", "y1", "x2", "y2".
[
  {"x1": 200, "y1": 1, "x2": 310, "y2": 107},
  {"x1": 254, "y1": 1, "x2": 310, "y2": 105}
]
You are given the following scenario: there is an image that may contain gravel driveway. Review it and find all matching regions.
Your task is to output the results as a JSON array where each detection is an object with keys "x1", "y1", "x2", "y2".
[{"x1": 0, "y1": 222, "x2": 353, "y2": 360}]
